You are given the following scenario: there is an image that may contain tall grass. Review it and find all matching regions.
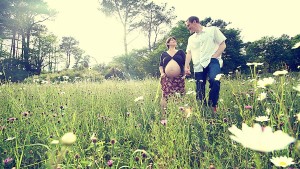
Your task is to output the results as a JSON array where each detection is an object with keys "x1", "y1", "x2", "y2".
[{"x1": 1, "y1": 73, "x2": 300, "y2": 168}]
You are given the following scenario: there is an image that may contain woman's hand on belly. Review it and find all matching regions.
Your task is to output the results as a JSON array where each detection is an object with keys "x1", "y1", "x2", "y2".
[{"x1": 165, "y1": 60, "x2": 181, "y2": 78}]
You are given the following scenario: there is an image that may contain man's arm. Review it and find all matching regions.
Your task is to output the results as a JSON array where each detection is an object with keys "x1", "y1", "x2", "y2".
[{"x1": 212, "y1": 41, "x2": 226, "y2": 58}]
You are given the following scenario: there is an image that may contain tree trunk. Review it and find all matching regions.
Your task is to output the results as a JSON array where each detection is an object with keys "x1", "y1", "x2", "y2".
[
  {"x1": 123, "y1": 24, "x2": 128, "y2": 55},
  {"x1": 21, "y1": 31, "x2": 30, "y2": 71},
  {"x1": 10, "y1": 31, "x2": 16, "y2": 58}
]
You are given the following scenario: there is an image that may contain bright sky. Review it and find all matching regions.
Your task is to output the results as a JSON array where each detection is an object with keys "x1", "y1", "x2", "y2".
[{"x1": 44, "y1": 0, "x2": 300, "y2": 65}]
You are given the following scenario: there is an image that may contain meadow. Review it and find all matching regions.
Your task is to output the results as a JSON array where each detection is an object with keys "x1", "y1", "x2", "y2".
[{"x1": 1, "y1": 69, "x2": 300, "y2": 169}]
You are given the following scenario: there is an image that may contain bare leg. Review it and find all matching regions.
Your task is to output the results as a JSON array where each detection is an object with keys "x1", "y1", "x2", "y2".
[{"x1": 160, "y1": 94, "x2": 167, "y2": 116}]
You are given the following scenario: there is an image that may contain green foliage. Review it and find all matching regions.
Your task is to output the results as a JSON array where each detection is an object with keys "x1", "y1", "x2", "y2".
[
  {"x1": 222, "y1": 28, "x2": 246, "y2": 73},
  {"x1": 245, "y1": 35, "x2": 293, "y2": 73},
  {"x1": 169, "y1": 20, "x2": 190, "y2": 51},
  {"x1": 137, "y1": 2, "x2": 177, "y2": 51},
  {"x1": 290, "y1": 34, "x2": 300, "y2": 71},
  {"x1": 109, "y1": 49, "x2": 151, "y2": 79},
  {"x1": 0, "y1": 58, "x2": 30, "y2": 82},
  {"x1": 24, "y1": 68, "x2": 104, "y2": 84},
  {"x1": 144, "y1": 44, "x2": 165, "y2": 77},
  {"x1": 60, "y1": 37, "x2": 80, "y2": 69}
]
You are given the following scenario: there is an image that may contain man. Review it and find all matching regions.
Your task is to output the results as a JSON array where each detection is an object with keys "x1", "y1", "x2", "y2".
[{"x1": 185, "y1": 16, "x2": 226, "y2": 113}]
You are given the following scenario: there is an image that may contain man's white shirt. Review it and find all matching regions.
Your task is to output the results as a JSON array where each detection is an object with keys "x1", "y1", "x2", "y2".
[{"x1": 186, "y1": 26, "x2": 226, "y2": 72}]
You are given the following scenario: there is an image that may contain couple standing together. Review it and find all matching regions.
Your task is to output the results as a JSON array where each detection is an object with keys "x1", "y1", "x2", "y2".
[{"x1": 159, "y1": 16, "x2": 227, "y2": 114}]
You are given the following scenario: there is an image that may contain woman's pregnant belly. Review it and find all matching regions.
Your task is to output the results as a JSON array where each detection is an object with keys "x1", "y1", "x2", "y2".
[{"x1": 165, "y1": 59, "x2": 181, "y2": 78}]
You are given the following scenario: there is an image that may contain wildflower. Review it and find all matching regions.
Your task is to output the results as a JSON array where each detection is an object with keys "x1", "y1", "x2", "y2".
[
  {"x1": 209, "y1": 164, "x2": 216, "y2": 169},
  {"x1": 134, "y1": 96, "x2": 144, "y2": 102},
  {"x1": 295, "y1": 113, "x2": 300, "y2": 122},
  {"x1": 142, "y1": 152, "x2": 147, "y2": 158},
  {"x1": 245, "y1": 105, "x2": 252, "y2": 109},
  {"x1": 61, "y1": 132, "x2": 76, "y2": 146},
  {"x1": 266, "y1": 108, "x2": 271, "y2": 115},
  {"x1": 270, "y1": 156, "x2": 295, "y2": 167},
  {"x1": 21, "y1": 111, "x2": 30, "y2": 117},
  {"x1": 257, "y1": 92, "x2": 267, "y2": 101},
  {"x1": 33, "y1": 79, "x2": 40, "y2": 83},
  {"x1": 5, "y1": 137, "x2": 16, "y2": 141},
  {"x1": 188, "y1": 79, "x2": 195, "y2": 82},
  {"x1": 215, "y1": 74, "x2": 224, "y2": 81},
  {"x1": 75, "y1": 154, "x2": 80, "y2": 159},
  {"x1": 50, "y1": 140, "x2": 59, "y2": 144},
  {"x1": 255, "y1": 116, "x2": 269, "y2": 122},
  {"x1": 186, "y1": 90, "x2": 196, "y2": 95},
  {"x1": 0, "y1": 126, "x2": 6, "y2": 131},
  {"x1": 292, "y1": 42, "x2": 300, "y2": 49},
  {"x1": 160, "y1": 119, "x2": 167, "y2": 126},
  {"x1": 184, "y1": 107, "x2": 192, "y2": 118},
  {"x1": 41, "y1": 80, "x2": 48, "y2": 84},
  {"x1": 228, "y1": 123, "x2": 295, "y2": 152},
  {"x1": 246, "y1": 62, "x2": 263, "y2": 67},
  {"x1": 175, "y1": 92, "x2": 181, "y2": 97},
  {"x1": 110, "y1": 139, "x2": 116, "y2": 145},
  {"x1": 292, "y1": 84, "x2": 300, "y2": 93},
  {"x1": 62, "y1": 76, "x2": 69, "y2": 80},
  {"x1": 7, "y1": 117, "x2": 17, "y2": 123},
  {"x1": 3, "y1": 157, "x2": 13, "y2": 165},
  {"x1": 107, "y1": 159, "x2": 113, "y2": 167},
  {"x1": 135, "y1": 156, "x2": 140, "y2": 161},
  {"x1": 90, "y1": 133, "x2": 97, "y2": 143},
  {"x1": 257, "y1": 77, "x2": 275, "y2": 88},
  {"x1": 273, "y1": 70, "x2": 288, "y2": 76},
  {"x1": 179, "y1": 106, "x2": 185, "y2": 111}
]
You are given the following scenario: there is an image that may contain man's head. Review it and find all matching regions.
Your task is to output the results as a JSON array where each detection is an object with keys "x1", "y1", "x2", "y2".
[{"x1": 186, "y1": 16, "x2": 200, "y2": 33}]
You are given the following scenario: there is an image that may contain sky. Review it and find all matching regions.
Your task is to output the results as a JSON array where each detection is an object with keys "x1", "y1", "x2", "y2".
[{"x1": 44, "y1": 0, "x2": 300, "y2": 65}]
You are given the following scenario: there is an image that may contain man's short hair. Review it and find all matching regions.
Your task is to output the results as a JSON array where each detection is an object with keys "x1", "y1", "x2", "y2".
[{"x1": 186, "y1": 16, "x2": 200, "y2": 23}]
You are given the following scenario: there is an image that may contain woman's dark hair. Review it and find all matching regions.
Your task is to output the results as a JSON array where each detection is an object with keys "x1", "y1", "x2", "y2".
[
  {"x1": 166, "y1": 36, "x2": 176, "y2": 49},
  {"x1": 186, "y1": 16, "x2": 200, "y2": 23}
]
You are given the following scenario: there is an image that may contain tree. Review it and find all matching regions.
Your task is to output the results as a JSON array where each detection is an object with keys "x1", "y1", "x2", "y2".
[
  {"x1": 138, "y1": 2, "x2": 176, "y2": 51},
  {"x1": 59, "y1": 36, "x2": 79, "y2": 69},
  {"x1": 245, "y1": 35, "x2": 292, "y2": 73},
  {"x1": 79, "y1": 54, "x2": 91, "y2": 69},
  {"x1": 0, "y1": 0, "x2": 55, "y2": 73},
  {"x1": 290, "y1": 34, "x2": 300, "y2": 71},
  {"x1": 13, "y1": 0, "x2": 55, "y2": 71},
  {"x1": 221, "y1": 28, "x2": 245, "y2": 73},
  {"x1": 72, "y1": 47, "x2": 85, "y2": 69},
  {"x1": 99, "y1": 0, "x2": 148, "y2": 55},
  {"x1": 31, "y1": 27, "x2": 59, "y2": 74}
]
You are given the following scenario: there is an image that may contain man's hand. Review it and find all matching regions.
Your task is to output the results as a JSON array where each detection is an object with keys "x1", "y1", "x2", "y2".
[{"x1": 185, "y1": 66, "x2": 191, "y2": 76}]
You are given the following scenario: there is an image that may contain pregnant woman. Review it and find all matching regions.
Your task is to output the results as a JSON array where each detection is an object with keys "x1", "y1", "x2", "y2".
[{"x1": 159, "y1": 36, "x2": 186, "y2": 114}]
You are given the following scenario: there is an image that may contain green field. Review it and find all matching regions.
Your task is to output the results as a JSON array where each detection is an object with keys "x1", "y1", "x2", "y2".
[{"x1": 1, "y1": 73, "x2": 300, "y2": 168}]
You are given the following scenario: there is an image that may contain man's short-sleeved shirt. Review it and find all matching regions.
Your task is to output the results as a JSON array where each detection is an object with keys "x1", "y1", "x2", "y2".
[{"x1": 186, "y1": 26, "x2": 226, "y2": 72}]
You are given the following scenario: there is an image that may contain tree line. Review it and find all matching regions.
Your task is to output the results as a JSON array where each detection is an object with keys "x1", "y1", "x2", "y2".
[
  {"x1": 0, "y1": 0, "x2": 300, "y2": 82},
  {"x1": 108, "y1": 17, "x2": 300, "y2": 79}
]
